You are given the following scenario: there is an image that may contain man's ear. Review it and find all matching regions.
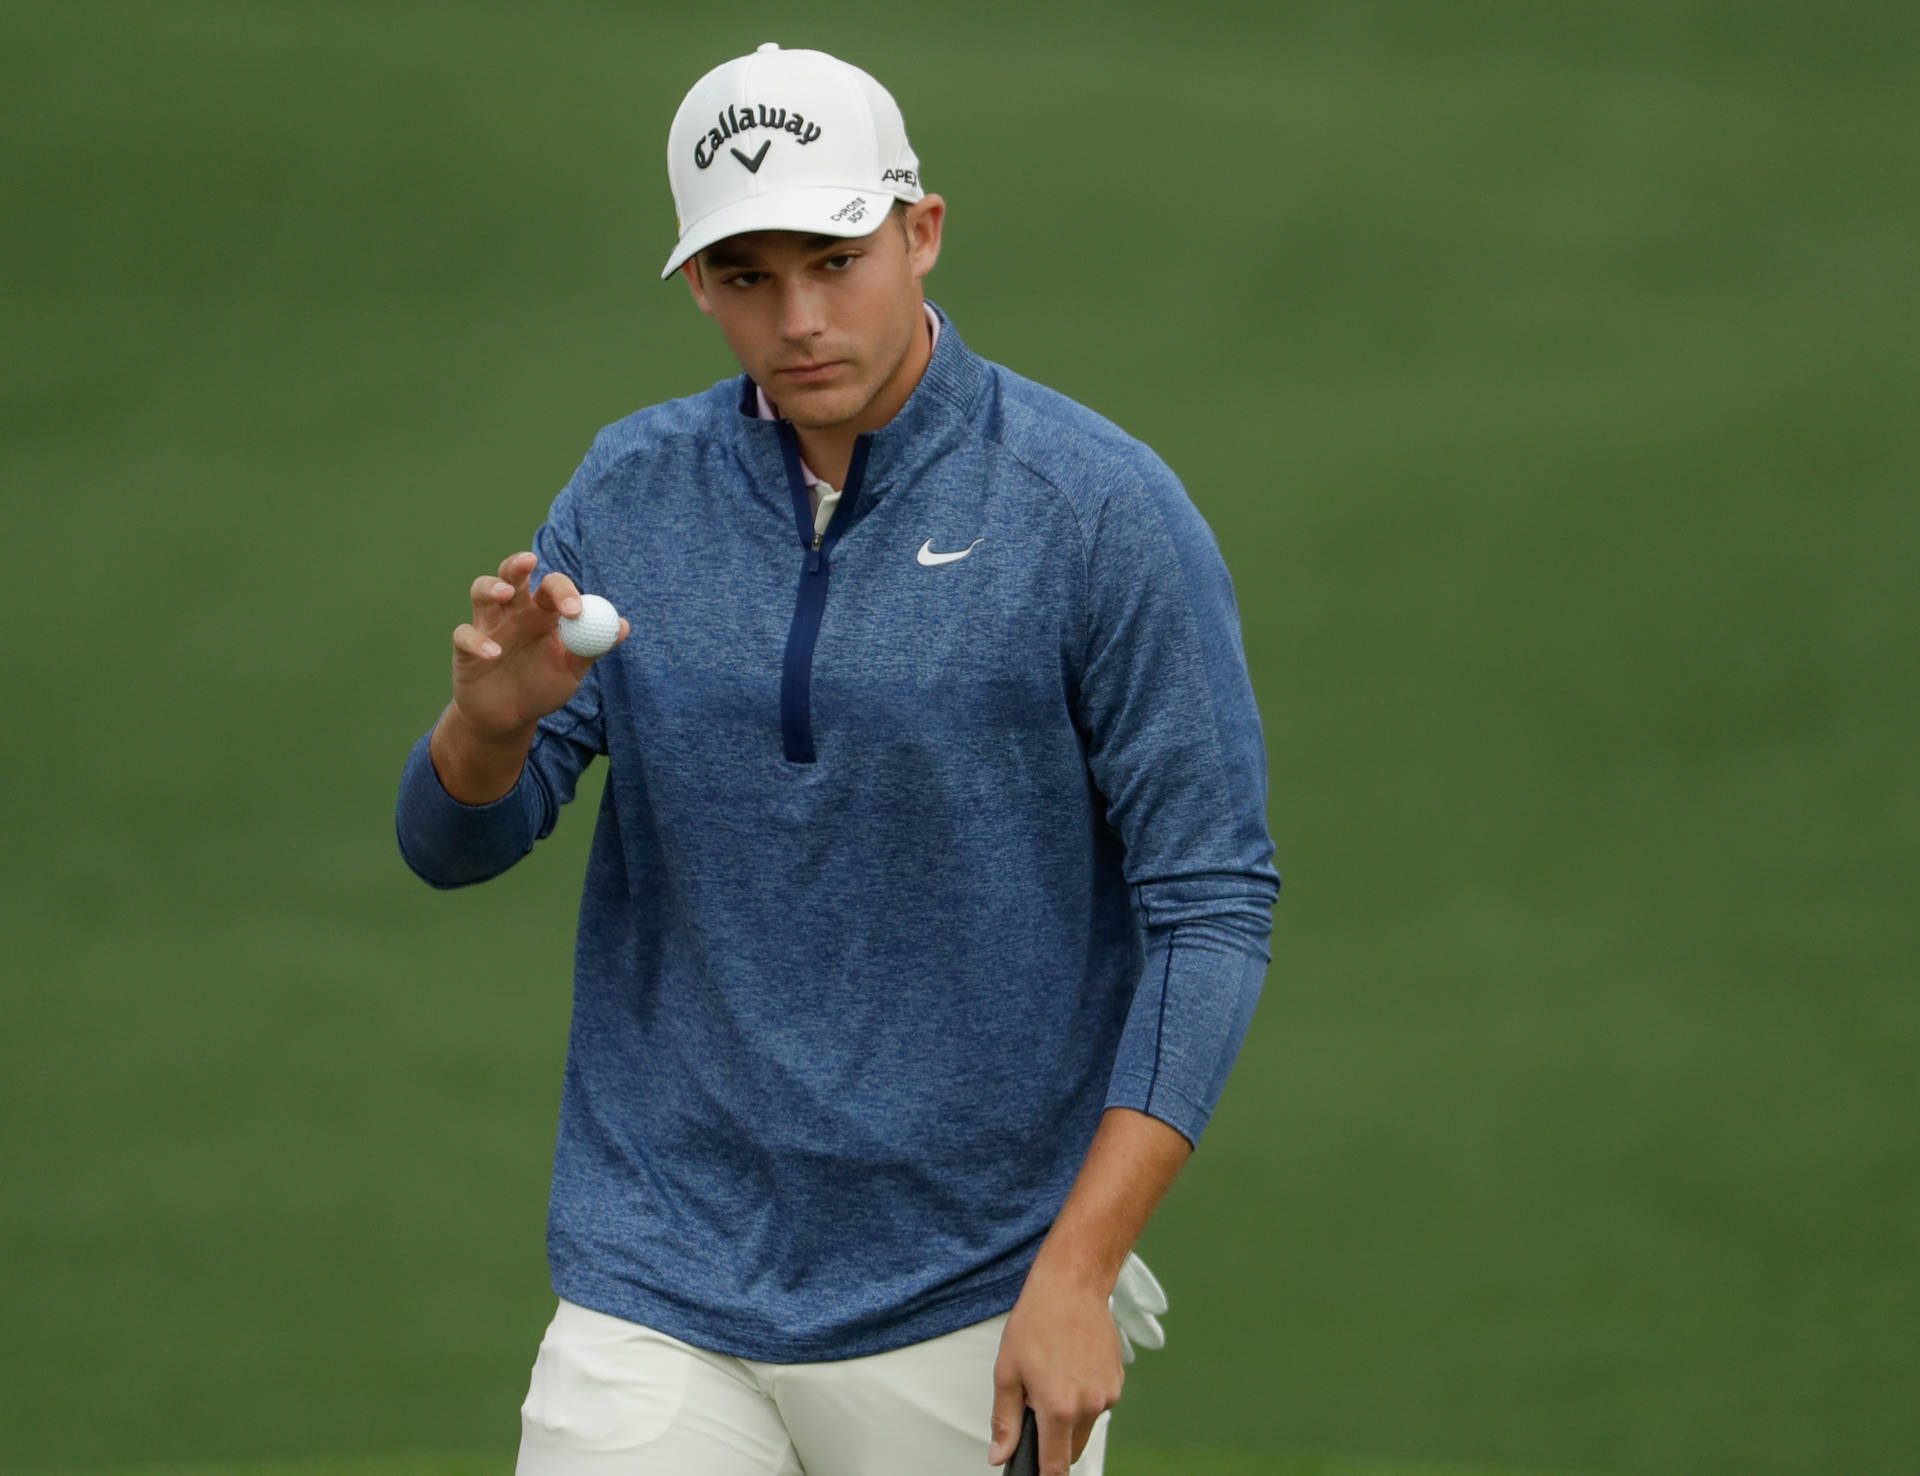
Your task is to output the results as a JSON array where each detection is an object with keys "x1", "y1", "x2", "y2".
[
  {"x1": 682, "y1": 258, "x2": 715, "y2": 317},
  {"x1": 904, "y1": 194, "x2": 946, "y2": 283}
]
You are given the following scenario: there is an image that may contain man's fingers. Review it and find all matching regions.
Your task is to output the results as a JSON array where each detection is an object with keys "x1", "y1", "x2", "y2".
[
  {"x1": 1069, "y1": 1412, "x2": 1099, "y2": 1466},
  {"x1": 987, "y1": 1371, "x2": 1025, "y2": 1466},
  {"x1": 1031, "y1": 1397, "x2": 1109, "y2": 1474},
  {"x1": 1036, "y1": 1405, "x2": 1075, "y2": 1475},
  {"x1": 496, "y1": 550, "x2": 536, "y2": 586},
  {"x1": 452, "y1": 623, "x2": 501, "y2": 662},
  {"x1": 533, "y1": 570, "x2": 582, "y2": 618},
  {"x1": 469, "y1": 573, "x2": 515, "y2": 615}
]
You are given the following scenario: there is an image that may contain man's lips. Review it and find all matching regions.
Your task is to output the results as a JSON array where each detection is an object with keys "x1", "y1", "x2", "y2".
[{"x1": 776, "y1": 360, "x2": 845, "y2": 383}]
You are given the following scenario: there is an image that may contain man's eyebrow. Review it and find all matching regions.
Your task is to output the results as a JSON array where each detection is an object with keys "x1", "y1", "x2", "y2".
[{"x1": 700, "y1": 242, "x2": 755, "y2": 269}]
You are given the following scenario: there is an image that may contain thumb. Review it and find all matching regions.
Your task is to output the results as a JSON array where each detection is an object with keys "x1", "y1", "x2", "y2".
[{"x1": 988, "y1": 1376, "x2": 1026, "y2": 1466}]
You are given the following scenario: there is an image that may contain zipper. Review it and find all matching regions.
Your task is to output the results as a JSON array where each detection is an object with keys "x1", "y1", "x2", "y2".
[{"x1": 776, "y1": 424, "x2": 871, "y2": 763}]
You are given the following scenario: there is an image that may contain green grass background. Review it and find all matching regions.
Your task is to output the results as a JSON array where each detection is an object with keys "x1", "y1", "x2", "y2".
[{"x1": 2, "y1": 1, "x2": 1915, "y2": 1472}]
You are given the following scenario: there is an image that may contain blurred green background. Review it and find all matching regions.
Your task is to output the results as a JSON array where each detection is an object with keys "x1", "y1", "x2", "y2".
[{"x1": 3, "y1": 1, "x2": 1915, "y2": 1472}]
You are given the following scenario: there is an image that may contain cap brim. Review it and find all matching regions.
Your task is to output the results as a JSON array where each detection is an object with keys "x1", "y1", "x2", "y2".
[{"x1": 660, "y1": 187, "x2": 892, "y2": 279}]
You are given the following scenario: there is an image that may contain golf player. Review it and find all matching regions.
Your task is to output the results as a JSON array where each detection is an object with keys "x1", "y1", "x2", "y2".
[{"x1": 395, "y1": 42, "x2": 1279, "y2": 1476}]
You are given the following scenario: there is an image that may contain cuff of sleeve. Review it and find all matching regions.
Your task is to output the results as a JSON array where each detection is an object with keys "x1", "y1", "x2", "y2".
[
  {"x1": 1105, "y1": 1071, "x2": 1210, "y2": 1149},
  {"x1": 394, "y1": 729, "x2": 536, "y2": 888}
]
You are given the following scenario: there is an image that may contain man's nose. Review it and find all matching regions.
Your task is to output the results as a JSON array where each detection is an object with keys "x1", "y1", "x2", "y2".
[{"x1": 777, "y1": 282, "x2": 825, "y2": 342}]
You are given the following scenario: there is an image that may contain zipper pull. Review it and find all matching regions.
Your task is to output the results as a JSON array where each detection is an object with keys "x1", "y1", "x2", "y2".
[{"x1": 806, "y1": 530, "x2": 824, "y2": 574}]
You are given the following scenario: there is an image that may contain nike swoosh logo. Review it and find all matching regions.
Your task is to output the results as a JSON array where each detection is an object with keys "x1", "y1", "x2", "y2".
[
  {"x1": 731, "y1": 141, "x2": 772, "y2": 173},
  {"x1": 916, "y1": 538, "x2": 985, "y2": 567}
]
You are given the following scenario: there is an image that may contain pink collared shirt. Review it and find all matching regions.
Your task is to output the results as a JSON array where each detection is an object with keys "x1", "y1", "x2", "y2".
[{"x1": 755, "y1": 303, "x2": 941, "y2": 540}]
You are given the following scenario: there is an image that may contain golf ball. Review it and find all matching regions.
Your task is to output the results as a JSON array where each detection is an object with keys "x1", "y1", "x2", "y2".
[{"x1": 558, "y1": 593, "x2": 622, "y2": 658}]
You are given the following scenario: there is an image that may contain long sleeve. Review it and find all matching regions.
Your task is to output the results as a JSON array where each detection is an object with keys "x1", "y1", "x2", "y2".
[
  {"x1": 1074, "y1": 458, "x2": 1281, "y2": 1147},
  {"x1": 381, "y1": 329, "x2": 1290, "y2": 1358},
  {"x1": 393, "y1": 484, "x2": 608, "y2": 889}
]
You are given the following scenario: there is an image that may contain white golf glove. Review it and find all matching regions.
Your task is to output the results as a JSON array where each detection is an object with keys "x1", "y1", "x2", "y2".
[{"x1": 1109, "y1": 1251, "x2": 1168, "y2": 1364}]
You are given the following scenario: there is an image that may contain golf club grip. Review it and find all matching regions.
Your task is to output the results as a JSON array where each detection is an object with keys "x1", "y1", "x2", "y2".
[{"x1": 1006, "y1": 1407, "x2": 1040, "y2": 1475}]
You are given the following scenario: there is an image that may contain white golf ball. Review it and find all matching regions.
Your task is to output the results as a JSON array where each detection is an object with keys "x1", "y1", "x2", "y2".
[{"x1": 557, "y1": 593, "x2": 622, "y2": 658}]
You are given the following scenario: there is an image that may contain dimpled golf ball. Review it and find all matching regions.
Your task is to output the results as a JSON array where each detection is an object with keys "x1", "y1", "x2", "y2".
[{"x1": 557, "y1": 593, "x2": 622, "y2": 658}]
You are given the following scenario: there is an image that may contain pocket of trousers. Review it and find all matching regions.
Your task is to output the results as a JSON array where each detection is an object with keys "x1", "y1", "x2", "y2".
[{"x1": 521, "y1": 1301, "x2": 696, "y2": 1451}]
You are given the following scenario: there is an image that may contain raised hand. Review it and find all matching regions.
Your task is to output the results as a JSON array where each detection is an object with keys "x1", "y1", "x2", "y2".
[
  {"x1": 450, "y1": 551, "x2": 629, "y2": 741},
  {"x1": 430, "y1": 551, "x2": 629, "y2": 805}
]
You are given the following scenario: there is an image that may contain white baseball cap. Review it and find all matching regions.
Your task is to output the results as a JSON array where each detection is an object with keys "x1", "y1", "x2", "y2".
[{"x1": 661, "y1": 42, "x2": 924, "y2": 280}]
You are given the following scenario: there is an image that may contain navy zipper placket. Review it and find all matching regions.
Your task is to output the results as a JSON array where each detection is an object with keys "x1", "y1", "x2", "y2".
[{"x1": 776, "y1": 423, "x2": 872, "y2": 764}]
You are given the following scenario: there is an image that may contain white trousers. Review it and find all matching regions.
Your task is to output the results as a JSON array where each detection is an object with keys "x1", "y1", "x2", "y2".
[{"x1": 516, "y1": 1298, "x2": 1110, "y2": 1476}]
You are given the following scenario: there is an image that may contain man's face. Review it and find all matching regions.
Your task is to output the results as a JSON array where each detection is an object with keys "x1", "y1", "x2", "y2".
[{"x1": 682, "y1": 197, "x2": 945, "y2": 433}]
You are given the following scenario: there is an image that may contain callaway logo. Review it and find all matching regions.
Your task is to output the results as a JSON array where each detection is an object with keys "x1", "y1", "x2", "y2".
[
  {"x1": 694, "y1": 105, "x2": 823, "y2": 170},
  {"x1": 916, "y1": 538, "x2": 984, "y2": 567}
]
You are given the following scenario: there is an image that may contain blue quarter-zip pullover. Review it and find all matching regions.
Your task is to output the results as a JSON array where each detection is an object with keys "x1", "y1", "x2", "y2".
[{"x1": 395, "y1": 306, "x2": 1280, "y2": 1361}]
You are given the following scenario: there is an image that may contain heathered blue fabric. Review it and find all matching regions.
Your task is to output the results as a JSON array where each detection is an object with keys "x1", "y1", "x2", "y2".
[{"x1": 394, "y1": 307, "x2": 1280, "y2": 1362}]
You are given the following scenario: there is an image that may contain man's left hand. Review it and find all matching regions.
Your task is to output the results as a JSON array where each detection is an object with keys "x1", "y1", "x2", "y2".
[{"x1": 988, "y1": 1259, "x2": 1123, "y2": 1474}]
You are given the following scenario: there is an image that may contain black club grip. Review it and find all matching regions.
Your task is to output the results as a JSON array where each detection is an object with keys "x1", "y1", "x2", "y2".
[{"x1": 1005, "y1": 1407, "x2": 1040, "y2": 1475}]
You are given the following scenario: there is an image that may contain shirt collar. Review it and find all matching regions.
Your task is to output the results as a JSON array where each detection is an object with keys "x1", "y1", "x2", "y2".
[{"x1": 753, "y1": 302, "x2": 944, "y2": 488}]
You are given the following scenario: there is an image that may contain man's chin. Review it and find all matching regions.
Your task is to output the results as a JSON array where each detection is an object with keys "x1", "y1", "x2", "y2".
[{"x1": 778, "y1": 385, "x2": 869, "y2": 432}]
